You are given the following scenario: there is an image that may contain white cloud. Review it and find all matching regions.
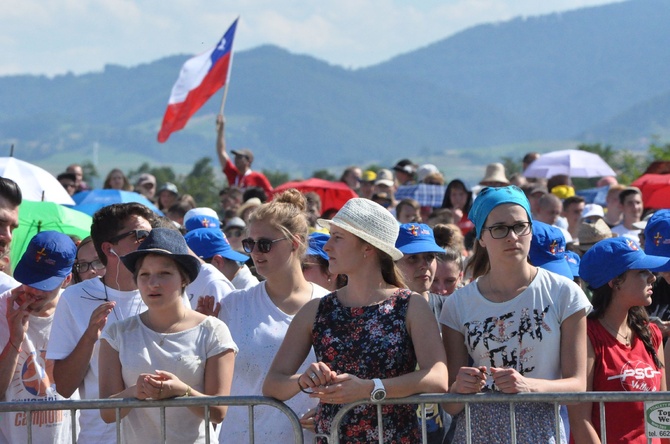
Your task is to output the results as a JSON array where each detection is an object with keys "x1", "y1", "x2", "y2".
[{"x1": 0, "y1": 0, "x2": 623, "y2": 76}]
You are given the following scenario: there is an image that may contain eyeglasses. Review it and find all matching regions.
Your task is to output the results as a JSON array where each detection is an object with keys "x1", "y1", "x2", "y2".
[
  {"x1": 242, "y1": 237, "x2": 287, "y2": 254},
  {"x1": 482, "y1": 222, "x2": 532, "y2": 239},
  {"x1": 74, "y1": 259, "x2": 105, "y2": 273},
  {"x1": 225, "y1": 228, "x2": 243, "y2": 238},
  {"x1": 108, "y1": 229, "x2": 150, "y2": 245}
]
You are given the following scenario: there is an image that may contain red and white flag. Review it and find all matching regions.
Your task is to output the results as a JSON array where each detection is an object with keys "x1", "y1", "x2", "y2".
[{"x1": 157, "y1": 18, "x2": 238, "y2": 143}]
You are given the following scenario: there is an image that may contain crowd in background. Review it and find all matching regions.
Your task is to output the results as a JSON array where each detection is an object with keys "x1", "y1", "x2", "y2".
[{"x1": 3, "y1": 119, "x2": 670, "y2": 444}]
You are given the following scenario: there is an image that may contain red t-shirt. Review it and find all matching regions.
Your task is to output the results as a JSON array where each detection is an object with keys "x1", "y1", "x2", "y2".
[
  {"x1": 589, "y1": 319, "x2": 663, "y2": 444},
  {"x1": 224, "y1": 159, "x2": 273, "y2": 197}
]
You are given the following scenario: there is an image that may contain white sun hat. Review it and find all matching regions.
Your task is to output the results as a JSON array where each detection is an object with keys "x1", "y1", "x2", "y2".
[{"x1": 317, "y1": 198, "x2": 403, "y2": 260}]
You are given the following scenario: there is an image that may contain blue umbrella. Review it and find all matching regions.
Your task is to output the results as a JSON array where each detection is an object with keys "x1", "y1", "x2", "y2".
[{"x1": 70, "y1": 189, "x2": 164, "y2": 216}]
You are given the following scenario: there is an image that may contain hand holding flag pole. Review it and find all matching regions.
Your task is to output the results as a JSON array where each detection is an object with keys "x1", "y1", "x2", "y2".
[{"x1": 157, "y1": 17, "x2": 239, "y2": 143}]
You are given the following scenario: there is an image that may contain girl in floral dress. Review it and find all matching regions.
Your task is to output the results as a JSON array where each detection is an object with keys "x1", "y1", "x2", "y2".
[{"x1": 263, "y1": 198, "x2": 449, "y2": 443}]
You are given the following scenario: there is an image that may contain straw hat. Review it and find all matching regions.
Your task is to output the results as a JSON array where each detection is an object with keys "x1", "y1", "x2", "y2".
[
  {"x1": 577, "y1": 218, "x2": 612, "y2": 252},
  {"x1": 317, "y1": 198, "x2": 402, "y2": 260},
  {"x1": 237, "y1": 197, "x2": 262, "y2": 217},
  {"x1": 479, "y1": 163, "x2": 509, "y2": 185}
]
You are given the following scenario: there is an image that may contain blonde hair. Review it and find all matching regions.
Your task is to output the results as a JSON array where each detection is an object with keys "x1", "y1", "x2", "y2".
[{"x1": 248, "y1": 189, "x2": 309, "y2": 257}]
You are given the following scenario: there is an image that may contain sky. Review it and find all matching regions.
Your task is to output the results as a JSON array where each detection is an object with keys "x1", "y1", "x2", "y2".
[{"x1": 2, "y1": 0, "x2": 623, "y2": 77}]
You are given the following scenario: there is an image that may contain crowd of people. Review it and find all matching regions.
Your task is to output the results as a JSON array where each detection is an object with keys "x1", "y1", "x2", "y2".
[{"x1": 2, "y1": 118, "x2": 670, "y2": 444}]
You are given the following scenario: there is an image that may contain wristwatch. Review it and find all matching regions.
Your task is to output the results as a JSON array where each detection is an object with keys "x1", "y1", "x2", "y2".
[{"x1": 370, "y1": 378, "x2": 386, "y2": 402}]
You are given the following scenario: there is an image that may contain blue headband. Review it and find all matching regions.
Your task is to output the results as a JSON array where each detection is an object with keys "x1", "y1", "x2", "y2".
[{"x1": 469, "y1": 186, "x2": 532, "y2": 238}]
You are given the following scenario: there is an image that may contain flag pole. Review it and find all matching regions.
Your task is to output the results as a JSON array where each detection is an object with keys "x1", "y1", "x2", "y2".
[{"x1": 218, "y1": 15, "x2": 239, "y2": 116}]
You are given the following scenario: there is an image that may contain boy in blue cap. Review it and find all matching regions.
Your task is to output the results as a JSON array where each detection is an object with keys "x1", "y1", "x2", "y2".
[
  {"x1": 185, "y1": 228, "x2": 257, "y2": 291},
  {"x1": 0, "y1": 231, "x2": 77, "y2": 443}
]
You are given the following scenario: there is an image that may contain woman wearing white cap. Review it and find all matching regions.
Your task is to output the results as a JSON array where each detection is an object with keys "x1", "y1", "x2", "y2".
[
  {"x1": 440, "y1": 185, "x2": 591, "y2": 443},
  {"x1": 263, "y1": 198, "x2": 448, "y2": 443}
]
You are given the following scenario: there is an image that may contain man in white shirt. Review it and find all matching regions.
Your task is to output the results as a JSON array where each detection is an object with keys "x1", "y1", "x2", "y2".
[
  {"x1": 47, "y1": 203, "x2": 155, "y2": 444},
  {"x1": 611, "y1": 187, "x2": 643, "y2": 241},
  {"x1": 0, "y1": 231, "x2": 77, "y2": 443}
]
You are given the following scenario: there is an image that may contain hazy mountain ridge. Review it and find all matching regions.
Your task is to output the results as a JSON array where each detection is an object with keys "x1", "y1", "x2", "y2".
[{"x1": 1, "y1": 0, "x2": 670, "y2": 178}]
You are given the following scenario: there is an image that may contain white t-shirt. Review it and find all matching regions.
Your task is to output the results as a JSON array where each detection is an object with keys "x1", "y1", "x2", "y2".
[
  {"x1": 0, "y1": 290, "x2": 75, "y2": 444},
  {"x1": 230, "y1": 265, "x2": 259, "y2": 290},
  {"x1": 217, "y1": 281, "x2": 329, "y2": 443},
  {"x1": 46, "y1": 278, "x2": 145, "y2": 444},
  {"x1": 0, "y1": 273, "x2": 18, "y2": 294},
  {"x1": 185, "y1": 263, "x2": 234, "y2": 310},
  {"x1": 440, "y1": 268, "x2": 591, "y2": 382},
  {"x1": 101, "y1": 315, "x2": 238, "y2": 444},
  {"x1": 611, "y1": 223, "x2": 641, "y2": 242}
]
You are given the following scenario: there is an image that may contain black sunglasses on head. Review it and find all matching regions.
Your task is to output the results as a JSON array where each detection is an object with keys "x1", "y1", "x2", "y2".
[
  {"x1": 242, "y1": 237, "x2": 287, "y2": 254},
  {"x1": 108, "y1": 229, "x2": 150, "y2": 245}
]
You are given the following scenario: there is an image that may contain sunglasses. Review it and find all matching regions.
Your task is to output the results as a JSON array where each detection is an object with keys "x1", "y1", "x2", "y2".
[
  {"x1": 74, "y1": 259, "x2": 105, "y2": 273},
  {"x1": 108, "y1": 229, "x2": 150, "y2": 245},
  {"x1": 242, "y1": 237, "x2": 287, "y2": 254}
]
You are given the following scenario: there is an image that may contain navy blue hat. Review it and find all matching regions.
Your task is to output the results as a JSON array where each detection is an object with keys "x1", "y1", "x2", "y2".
[
  {"x1": 184, "y1": 229, "x2": 249, "y2": 263},
  {"x1": 121, "y1": 228, "x2": 201, "y2": 283},
  {"x1": 469, "y1": 185, "x2": 531, "y2": 239},
  {"x1": 565, "y1": 251, "x2": 580, "y2": 278},
  {"x1": 14, "y1": 231, "x2": 77, "y2": 291},
  {"x1": 580, "y1": 237, "x2": 670, "y2": 289},
  {"x1": 395, "y1": 223, "x2": 444, "y2": 255},
  {"x1": 528, "y1": 220, "x2": 573, "y2": 279},
  {"x1": 307, "y1": 232, "x2": 330, "y2": 260},
  {"x1": 645, "y1": 210, "x2": 670, "y2": 257}
]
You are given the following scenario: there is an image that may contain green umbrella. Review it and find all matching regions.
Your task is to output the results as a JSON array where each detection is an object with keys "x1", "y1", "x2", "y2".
[{"x1": 10, "y1": 200, "x2": 93, "y2": 271}]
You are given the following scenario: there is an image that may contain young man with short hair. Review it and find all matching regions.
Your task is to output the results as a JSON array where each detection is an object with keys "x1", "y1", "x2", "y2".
[{"x1": 611, "y1": 187, "x2": 644, "y2": 241}]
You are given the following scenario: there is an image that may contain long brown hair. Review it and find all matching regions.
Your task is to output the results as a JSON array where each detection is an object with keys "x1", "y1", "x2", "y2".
[{"x1": 589, "y1": 276, "x2": 663, "y2": 369}]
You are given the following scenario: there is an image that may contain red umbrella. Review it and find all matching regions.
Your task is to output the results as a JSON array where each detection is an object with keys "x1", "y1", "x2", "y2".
[
  {"x1": 273, "y1": 178, "x2": 357, "y2": 212},
  {"x1": 631, "y1": 174, "x2": 670, "y2": 208}
]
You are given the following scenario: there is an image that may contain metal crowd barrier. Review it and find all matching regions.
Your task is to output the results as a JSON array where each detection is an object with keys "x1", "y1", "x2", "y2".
[
  {"x1": 2, "y1": 392, "x2": 670, "y2": 443},
  {"x1": 0, "y1": 395, "x2": 303, "y2": 444}
]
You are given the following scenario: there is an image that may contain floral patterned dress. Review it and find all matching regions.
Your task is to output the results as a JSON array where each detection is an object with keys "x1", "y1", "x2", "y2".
[{"x1": 312, "y1": 289, "x2": 419, "y2": 443}]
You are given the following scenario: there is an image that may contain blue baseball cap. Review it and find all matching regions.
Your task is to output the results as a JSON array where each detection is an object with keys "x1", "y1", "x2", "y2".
[
  {"x1": 469, "y1": 185, "x2": 532, "y2": 239},
  {"x1": 644, "y1": 210, "x2": 670, "y2": 257},
  {"x1": 565, "y1": 251, "x2": 580, "y2": 278},
  {"x1": 580, "y1": 237, "x2": 670, "y2": 289},
  {"x1": 183, "y1": 207, "x2": 221, "y2": 232},
  {"x1": 307, "y1": 232, "x2": 330, "y2": 260},
  {"x1": 528, "y1": 220, "x2": 573, "y2": 279},
  {"x1": 14, "y1": 231, "x2": 77, "y2": 291},
  {"x1": 395, "y1": 223, "x2": 444, "y2": 255},
  {"x1": 184, "y1": 228, "x2": 249, "y2": 263}
]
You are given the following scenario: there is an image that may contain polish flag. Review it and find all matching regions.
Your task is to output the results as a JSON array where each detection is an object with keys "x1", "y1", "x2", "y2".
[{"x1": 157, "y1": 18, "x2": 238, "y2": 143}]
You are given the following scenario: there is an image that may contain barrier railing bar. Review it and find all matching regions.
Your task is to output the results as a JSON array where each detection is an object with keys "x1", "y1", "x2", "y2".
[
  {"x1": 249, "y1": 404, "x2": 255, "y2": 444},
  {"x1": 554, "y1": 402, "x2": 561, "y2": 442},
  {"x1": 115, "y1": 407, "x2": 121, "y2": 444},
  {"x1": 510, "y1": 401, "x2": 516, "y2": 444},
  {"x1": 70, "y1": 408, "x2": 76, "y2": 444},
  {"x1": 600, "y1": 400, "x2": 607, "y2": 444},
  {"x1": 420, "y1": 403, "x2": 428, "y2": 444},
  {"x1": 205, "y1": 405, "x2": 211, "y2": 444},
  {"x1": 27, "y1": 410, "x2": 32, "y2": 443},
  {"x1": 160, "y1": 405, "x2": 167, "y2": 443},
  {"x1": 465, "y1": 402, "x2": 472, "y2": 444},
  {"x1": 376, "y1": 403, "x2": 383, "y2": 444}
]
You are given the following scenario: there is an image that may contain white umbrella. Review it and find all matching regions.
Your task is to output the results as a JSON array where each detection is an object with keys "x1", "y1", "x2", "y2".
[
  {"x1": 523, "y1": 149, "x2": 616, "y2": 179},
  {"x1": 0, "y1": 157, "x2": 75, "y2": 205}
]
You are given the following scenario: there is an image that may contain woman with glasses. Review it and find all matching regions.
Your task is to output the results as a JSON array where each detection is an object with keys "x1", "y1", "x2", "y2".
[
  {"x1": 217, "y1": 189, "x2": 330, "y2": 443},
  {"x1": 440, "y1": 186, "x2": 591, "y2": 443},
  {"x1": 73, "y1": 236, "x2": 106, "y2": 284}
]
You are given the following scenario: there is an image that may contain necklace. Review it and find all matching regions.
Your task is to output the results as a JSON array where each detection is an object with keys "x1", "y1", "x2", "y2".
[
  {"x1": 600, "y1": 319, "x2": 631, "y2": 346},
  {"x1": 145, "y1": 311, "x2": 186, "y2": 346}
]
